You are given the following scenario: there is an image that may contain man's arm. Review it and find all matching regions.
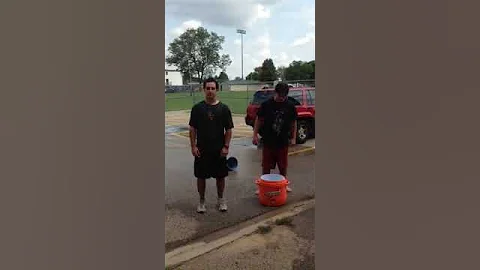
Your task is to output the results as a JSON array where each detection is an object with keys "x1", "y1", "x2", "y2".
[
  {"x1": 189, "y1": 126, "x2": 197, "y2": 148},
  {"x1": 253, "y1": 103, "x2": 265, "y2": 137},
  {"x1": 253, "y1": 116, "x2": 262, "y2": 137},
  {"x1": 188, "y1": 106, "x2": 198, "y2": 149},
  {"x1": 224, "y1": 129, "x2": 232, "y2": 148},
  {"x1": 223, "y1": 106, "x2": 234, "y2": 148},
  {"x1": 290, "y1": 105, "x2": 298, "y2": 143},
  {"x1": 290, "y1": 120, "x2": 297, "y2": 142}
]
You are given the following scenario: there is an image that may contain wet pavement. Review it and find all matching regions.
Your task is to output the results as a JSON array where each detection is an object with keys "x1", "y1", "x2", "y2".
[{"x1": 165, "y1": 131, "x2": 315, "y2": 251}]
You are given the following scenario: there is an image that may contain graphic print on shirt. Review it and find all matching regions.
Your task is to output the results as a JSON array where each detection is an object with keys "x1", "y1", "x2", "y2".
[
  {"x1": 207, "y1": 109, "x2": 214, "y2": 121},
  {"x1": 272, "y1": 109, "x2": 285, "y2": 136}
]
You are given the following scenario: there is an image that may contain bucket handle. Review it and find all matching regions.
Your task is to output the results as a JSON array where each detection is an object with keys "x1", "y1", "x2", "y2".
[{"x1": 255, "y1": 179, "x2": 290, "y2": 185}]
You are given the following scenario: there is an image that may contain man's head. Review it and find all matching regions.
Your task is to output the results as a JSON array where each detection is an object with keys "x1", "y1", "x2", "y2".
[
  {"x1": 203, "y1": 77, "x2": 219, "y2": 102},
  {"x1": 274, "y1": 82, "x2": 290, "y2": 102}
]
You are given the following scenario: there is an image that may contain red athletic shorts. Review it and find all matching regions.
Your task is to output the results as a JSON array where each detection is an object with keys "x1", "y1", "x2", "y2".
[{"x1": 262, "y1": 146, "x2": 289, "y2": 176}]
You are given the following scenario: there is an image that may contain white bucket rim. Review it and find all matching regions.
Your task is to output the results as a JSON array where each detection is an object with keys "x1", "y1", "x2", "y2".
[{"x1": 260, "y1": 174, "x2": 285, "y2": 182}]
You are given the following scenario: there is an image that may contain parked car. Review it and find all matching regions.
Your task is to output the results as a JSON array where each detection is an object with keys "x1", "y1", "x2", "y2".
[
  {"x1": 245, "y1": 87, "x2": 315, "y2": 144},
  {"x1": 165, "y1": 86, "x2": 176, "y2": 93}
]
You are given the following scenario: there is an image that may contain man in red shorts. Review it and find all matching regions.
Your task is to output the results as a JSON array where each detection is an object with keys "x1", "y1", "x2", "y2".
[{"x1": 252, "y1": 82, "x2": 297, "y2": 193}]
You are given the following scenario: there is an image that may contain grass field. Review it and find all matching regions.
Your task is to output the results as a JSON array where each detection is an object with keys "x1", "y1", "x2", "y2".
[{"x1": 165, "y1": 91, "x2": 253, "y2": 114}]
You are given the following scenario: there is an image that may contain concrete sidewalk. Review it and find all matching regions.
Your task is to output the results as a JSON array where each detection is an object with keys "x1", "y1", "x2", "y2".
[{"x1": 167, "y1": 202, "x2": 315, "y2": 270}]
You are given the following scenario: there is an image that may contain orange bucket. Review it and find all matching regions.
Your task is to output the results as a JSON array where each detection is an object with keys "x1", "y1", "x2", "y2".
[{"x1": 255, "y1": 174, "x2": 290, "y2": 207}]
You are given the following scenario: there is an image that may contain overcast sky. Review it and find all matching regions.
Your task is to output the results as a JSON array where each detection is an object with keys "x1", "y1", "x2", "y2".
[{"x1": 165, "y1": 0, "x2": 315, "y2": 79}]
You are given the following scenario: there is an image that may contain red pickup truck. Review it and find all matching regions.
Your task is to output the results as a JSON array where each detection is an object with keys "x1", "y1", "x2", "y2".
[{"x1": 245, "y1": 87, "x2": 315, "y2": 144}]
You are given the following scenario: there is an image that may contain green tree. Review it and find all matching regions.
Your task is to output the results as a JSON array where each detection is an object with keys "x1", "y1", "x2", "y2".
[
  {"x1": 246, "y1": 66, "x2": 261, "y2": 81},
  {"x1": 258, "y1": 58, "x2": 277, "y2": 82},
  {"x1": 284, "y1": 60, "x2": 315, "y2": 81},
  {"x1": 166, "y1": 27, "x2": 232, "y2": 82},
  {"x1": 218, "y1": 71, "x2": 229, "y2": 82},
  {"x1": 307, "y1": 60, "x2": 315, "y2": 79}
]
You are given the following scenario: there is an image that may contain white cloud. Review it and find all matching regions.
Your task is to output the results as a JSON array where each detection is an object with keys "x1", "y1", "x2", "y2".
[
  {"x1": 230, "y1": 31, "x2": 273, "y2": 72},
  {"x1": 300, "y1": 4, "x2": 315, "y2": 26},
  {"x1": 289, "y1": 3, "x2": 315, "y2": 47},
  {"x1": 165, "y1": 0, "x2": 315, "y2": 78},
  {"x1": 273, "y1": 51, "x2": 290, "y2": 67},
  {"x1": 228, "y1": 31, "x2": 292, "y2": 77},
  {"x1": 166, "y1": 0, "x2": 280, "y2": 29},
  {"x1": 257, "y1": 34, "x2": 271, "y2": 47},
  {"x1": 291, "y1": 32, "x2": 315, "y2": 47},
  {"x1": 171, "y1": 20, "x2": 202, "y2": 37},
  {"x1": 255, "y1": 4, "x2": 271, "y2": 20},
  {"x1": 255, "y1": 33, "x2": 271, "y2": 58},
  {"x1": 250, "y1": 57, "x2": 261, "y2": 66}
]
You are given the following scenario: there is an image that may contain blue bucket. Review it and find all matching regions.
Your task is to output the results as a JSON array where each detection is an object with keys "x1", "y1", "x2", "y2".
[{"x1": 226, "y1": 157, "x2": 238, "y2": 171}]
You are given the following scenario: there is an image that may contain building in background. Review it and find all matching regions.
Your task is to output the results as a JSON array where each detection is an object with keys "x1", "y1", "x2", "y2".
[{"x1": 165, "y1": 67, "x2": 183, "y2": 86}]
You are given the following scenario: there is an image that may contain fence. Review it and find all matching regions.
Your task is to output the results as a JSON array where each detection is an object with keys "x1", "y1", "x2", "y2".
[
  {"x1": 164, "y1": 80, "x2": 315, "y2": 115},
  {"x1": 164, "y1": 84, "x2": 199, "y2": 94}
]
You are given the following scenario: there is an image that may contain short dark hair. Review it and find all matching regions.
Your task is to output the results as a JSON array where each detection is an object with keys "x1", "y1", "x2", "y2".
[
  {"x1": 203, "y1": 77, "x2": 219, "y2": 90},
  {"x1": 275, "y1": 82, "x2": 290, "y2": 97}
]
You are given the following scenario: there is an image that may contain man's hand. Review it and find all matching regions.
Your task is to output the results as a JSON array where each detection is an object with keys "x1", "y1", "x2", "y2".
[
  {"x1": 220, "y1": 146, "x2": 229, "y2": 157},
  {"x1": 290, "y1": 138, "x2": 296, "y2": 145},
  {"x1": 191, "y1": 146, "x2": 200, "y2": 157},
  {"x1": 252, "y1": 134, "x2": 259, "y2": 145}
]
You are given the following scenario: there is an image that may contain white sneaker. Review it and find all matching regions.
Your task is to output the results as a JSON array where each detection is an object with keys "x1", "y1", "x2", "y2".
[
  {"x1": 286, "y1": 186, "x2": 292, "y2": 192},
  {"x1": 218, "y1": 198, "x2": 228, "y2": 212},
  {"x1": 197, "y1": 202, "x2": 206, "y2": 213}
]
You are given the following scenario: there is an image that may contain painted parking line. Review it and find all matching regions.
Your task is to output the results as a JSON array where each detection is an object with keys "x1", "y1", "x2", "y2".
[
  {"x1": 168, "y1": 132, "x2": 190, "y2": 140},
  {"x1": 288, "y1": 146, "x2": 315, "y2": 156}
]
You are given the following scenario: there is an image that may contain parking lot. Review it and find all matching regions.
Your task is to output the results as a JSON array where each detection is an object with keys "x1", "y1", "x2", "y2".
[{"x1": 164, "y1": 111, "x2": 315, "y2": 251}]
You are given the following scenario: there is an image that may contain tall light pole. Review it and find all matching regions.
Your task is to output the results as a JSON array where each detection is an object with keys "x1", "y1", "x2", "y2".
[{"x1": 236, "y1": 29, "x2": 246, "y2": 80}]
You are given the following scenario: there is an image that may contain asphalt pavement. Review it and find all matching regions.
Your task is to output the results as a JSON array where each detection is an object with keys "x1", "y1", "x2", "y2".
[{"x1": 165, "y1": 132, "x2": 315, "y2": 251}]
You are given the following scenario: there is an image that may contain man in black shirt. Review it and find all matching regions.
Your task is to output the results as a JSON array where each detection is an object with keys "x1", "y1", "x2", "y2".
[
  {"x1": 189, "y1": 78, "x2": 234, "y2": 213},
  {"x1": 252, "y1": 82, "x2": 298, "y2": 192}
]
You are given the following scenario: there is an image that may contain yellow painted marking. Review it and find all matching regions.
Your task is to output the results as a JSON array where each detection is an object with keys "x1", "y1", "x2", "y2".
[{"x1": 288, "y1": 146, "x2": 315, "y2": 156}]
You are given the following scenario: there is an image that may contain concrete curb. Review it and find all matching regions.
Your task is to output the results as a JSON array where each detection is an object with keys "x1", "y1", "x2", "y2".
[{"x1": 165, "y1": 199, "x2": 315, "y2": 268}]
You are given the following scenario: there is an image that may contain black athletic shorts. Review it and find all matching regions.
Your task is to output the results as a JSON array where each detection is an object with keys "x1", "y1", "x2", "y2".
[{"x1": 194, "y1": 150, "x2": 228, "y2": 179}]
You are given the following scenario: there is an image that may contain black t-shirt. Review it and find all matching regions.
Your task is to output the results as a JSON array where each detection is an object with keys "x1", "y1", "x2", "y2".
[
  {"x1": 257, "y1": 97, "x2": 298, "y2": 148},
  {"x1": 189, "y1": 101, "x2": 234, "y2": 153}
]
